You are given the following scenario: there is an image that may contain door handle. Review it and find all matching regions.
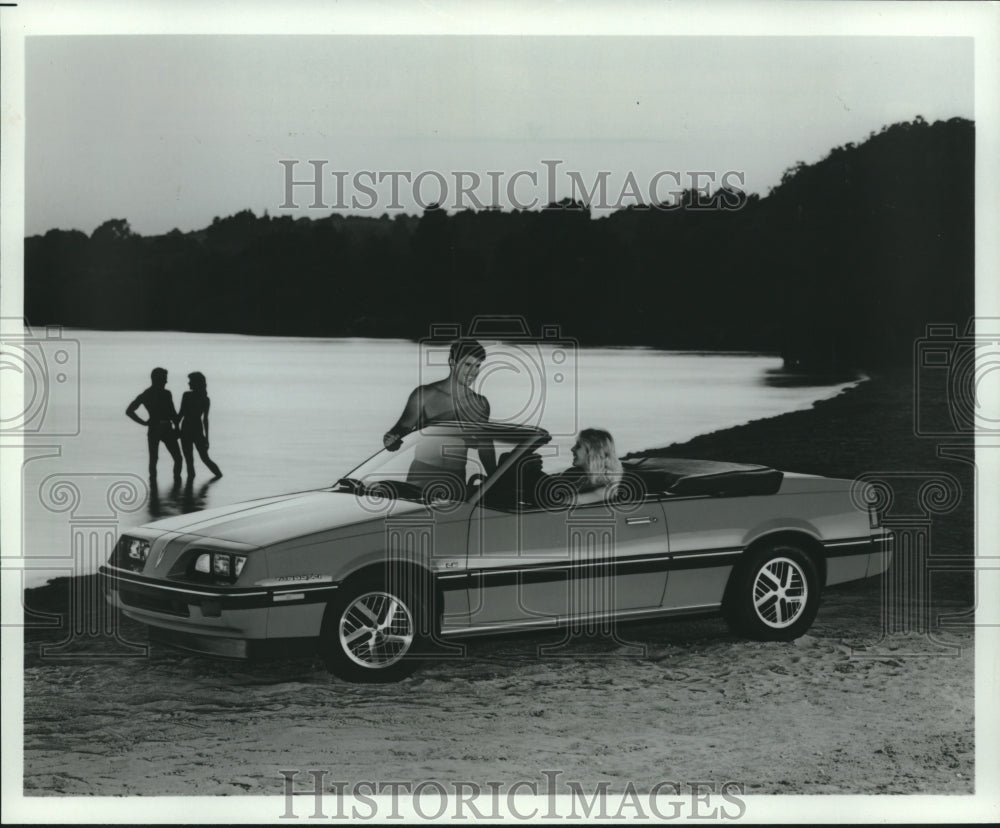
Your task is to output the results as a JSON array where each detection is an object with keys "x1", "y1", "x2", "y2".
[{"x1": 626, "y1": 515, "x2": 657, "y2": 525}]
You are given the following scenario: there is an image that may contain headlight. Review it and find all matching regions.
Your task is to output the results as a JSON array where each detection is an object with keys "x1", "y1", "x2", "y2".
[
  {"x1": 190, "y1": 551, "x2": 247, "y2": 583},
  {"x1": 112, "y1": 535, "x2": 151, "y2": 572},
  {"x1": 128, "y1": 538, "x2": 151, "y2": 562}
]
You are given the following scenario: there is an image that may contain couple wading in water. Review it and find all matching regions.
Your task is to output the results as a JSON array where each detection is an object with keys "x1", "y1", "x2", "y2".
[
  {"x1": 128, "y1": 336, "x2": 618, "y2": 502},
  {"x1": 126, "y1": 368, "x2": 223, "y2": 483},
  {"x1": 383, "y1": 338, "x2": 622, "y2": 499}
]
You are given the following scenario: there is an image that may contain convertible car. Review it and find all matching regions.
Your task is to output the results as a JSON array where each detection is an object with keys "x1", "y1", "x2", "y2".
[{"x1": 100, "y1": 422, "x2": 893, "y2": 682}]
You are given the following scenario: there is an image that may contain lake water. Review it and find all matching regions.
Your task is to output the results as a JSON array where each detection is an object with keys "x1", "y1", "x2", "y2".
[{"x1": 13, "y1": 330, "x2": 859, "y2": 587}]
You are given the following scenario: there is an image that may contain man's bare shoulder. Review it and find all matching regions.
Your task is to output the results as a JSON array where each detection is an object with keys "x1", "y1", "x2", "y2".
[{"x1": 419, "y1": 380, "x2": 452, "y2": 396}]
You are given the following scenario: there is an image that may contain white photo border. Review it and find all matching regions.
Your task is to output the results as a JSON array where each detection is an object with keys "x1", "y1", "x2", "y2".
[{"x1": 2, "y1": 0, "x2": 998, "y2": 823}]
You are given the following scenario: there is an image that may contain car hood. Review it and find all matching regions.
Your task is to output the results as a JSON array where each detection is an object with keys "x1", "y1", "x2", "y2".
[{"x1": 144, "y1": 490, "x2": 425, "y2": 547}]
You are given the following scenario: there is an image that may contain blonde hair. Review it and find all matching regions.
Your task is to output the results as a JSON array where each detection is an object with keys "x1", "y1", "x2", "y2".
[{"x1": 577, "y1": 428, "x2": 623, "y2": 490}]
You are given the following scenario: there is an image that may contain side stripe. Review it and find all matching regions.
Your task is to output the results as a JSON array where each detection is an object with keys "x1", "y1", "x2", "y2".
[{"x1": 437, "y1": 536, "x2": 884, "y2": 590}]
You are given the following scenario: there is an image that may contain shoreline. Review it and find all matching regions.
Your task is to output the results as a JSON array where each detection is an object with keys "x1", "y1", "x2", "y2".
[
  {"x1": 22, "y1": 371, "x2": 970, "y2": 616},
  {"x1": 33, "y1": 325, "x2": 813, "y2": 359},
  {"x1": 630, "y1": 370, "x2": 945, "y2": 477}
]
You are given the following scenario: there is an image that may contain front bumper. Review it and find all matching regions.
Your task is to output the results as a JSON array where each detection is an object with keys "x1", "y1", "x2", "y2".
[
  {"x1": 99, "y1": 565, "x2": 338, "y2": 657},
  {"x1": 147, "y1": 627, "x2": 320, "y2": 660}
]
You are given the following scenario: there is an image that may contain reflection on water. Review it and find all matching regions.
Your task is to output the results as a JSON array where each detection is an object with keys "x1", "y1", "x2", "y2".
[
  {"x1": 147, "y1": 478, "x2": 219, "y2": 519},
  {"x1": 21, "y1": 331, "x2": 861, "y2": 587},
  {"x1": 761, "y1": 366, "x2": 865, "y2": 389}
]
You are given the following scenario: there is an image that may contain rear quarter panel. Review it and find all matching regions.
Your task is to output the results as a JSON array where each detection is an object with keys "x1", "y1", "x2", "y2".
[{"x1": 662, "y1": 476, "x2": 872, "y2": 596}]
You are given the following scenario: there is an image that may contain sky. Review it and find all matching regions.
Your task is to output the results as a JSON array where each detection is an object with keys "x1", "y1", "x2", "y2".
[{"x1": 25, "y1": 35, "x2": 973, "y2": 237}]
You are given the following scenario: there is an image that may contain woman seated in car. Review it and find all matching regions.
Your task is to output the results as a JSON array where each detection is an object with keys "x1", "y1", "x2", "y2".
[
  {"x1": 561, "y1": 428, "x2": 623, "y2": 502},
  {"x1": 514, "y1": 427, "x2": 622, "y2": 508}
]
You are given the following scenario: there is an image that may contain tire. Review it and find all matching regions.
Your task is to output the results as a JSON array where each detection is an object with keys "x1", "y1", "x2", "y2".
[
  {"x1": 320, "y1": 575, "x2": 427, "y2": 683},
  {"x1": 722, "y1": 542, "x2": 821, "y2": 641}
]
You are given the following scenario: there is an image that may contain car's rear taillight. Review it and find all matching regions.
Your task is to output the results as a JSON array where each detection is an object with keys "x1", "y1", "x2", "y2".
[{"x1": 868, "y1": 502, "x2": 882, "y2": 529}]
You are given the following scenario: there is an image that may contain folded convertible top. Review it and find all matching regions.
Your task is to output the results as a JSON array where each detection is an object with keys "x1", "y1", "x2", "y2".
[{"x1": 622, "y1": 457, "x2": 784, "y2": 497}]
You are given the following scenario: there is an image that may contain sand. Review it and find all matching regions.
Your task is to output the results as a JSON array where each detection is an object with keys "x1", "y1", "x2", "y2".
[{"x1": 21, "y1": 373, "x2": 976, "y2": 796}]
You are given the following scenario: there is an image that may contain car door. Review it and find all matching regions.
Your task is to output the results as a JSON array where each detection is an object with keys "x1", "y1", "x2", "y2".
[{"x1": 463, "y1": 492, "x2": 670, "y2": 630}]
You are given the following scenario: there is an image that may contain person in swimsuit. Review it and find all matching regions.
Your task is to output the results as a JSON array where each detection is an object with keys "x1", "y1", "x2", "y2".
[
  {"x1": 383, "y1": 338, "x2": 491, "y2": 445},
  {"x1": 176, "y1": 371, "x2": 223, "y2": 480},
  {"x1": 126, "y1": 367, "x2": 183, "y2": 481},
  {"x1": 383, "y1": 338, "x2": 496, "y2": 482}
]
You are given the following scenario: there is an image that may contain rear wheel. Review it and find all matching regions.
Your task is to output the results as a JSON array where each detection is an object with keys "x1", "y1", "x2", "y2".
[
  {"x1": 321, "y1": 576, "x2": 425, "y2": 682},
  {"x1": 723, "y1": 542, "x2": 820, "y2": 641}
]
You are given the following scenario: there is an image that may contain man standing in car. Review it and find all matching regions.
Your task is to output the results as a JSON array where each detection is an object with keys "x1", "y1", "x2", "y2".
[
  {"x1": 126, "y1": 367, "x2": 183, "y2": 482},
  {"x1": 383, "y1": 338, "x2": 496, "y2": 477},
  {"x1": 383, "y1": 338, "x2": 492, "y2": 446}
]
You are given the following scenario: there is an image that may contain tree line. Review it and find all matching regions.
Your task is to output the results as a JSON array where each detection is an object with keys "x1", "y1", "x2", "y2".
[{"x1": 25, "y1": 116, "x2": 973, "y2": 369}]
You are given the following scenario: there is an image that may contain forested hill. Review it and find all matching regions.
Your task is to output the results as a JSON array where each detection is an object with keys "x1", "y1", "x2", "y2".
[{"x1": 25, "y1": 116, "x2": 972, "y2": 369}]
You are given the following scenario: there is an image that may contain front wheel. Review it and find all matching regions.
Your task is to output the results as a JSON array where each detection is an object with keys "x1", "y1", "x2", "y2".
[
  {"x1": 722, "y1": 543, "x2": 821, "y2": 641},
  {"x1": 321, "y1": 577, "x2": 425, "y2": 682}
]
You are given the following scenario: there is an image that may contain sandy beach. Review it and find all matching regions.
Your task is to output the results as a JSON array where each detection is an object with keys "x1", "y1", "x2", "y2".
[{"x1": 21, "y1": 373, "x2": 975, "y2": 796}]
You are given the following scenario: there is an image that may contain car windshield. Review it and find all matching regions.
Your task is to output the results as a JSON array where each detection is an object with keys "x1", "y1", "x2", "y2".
[{"x1": 336, "y1": 425, "x2": 545, "y2": 503}]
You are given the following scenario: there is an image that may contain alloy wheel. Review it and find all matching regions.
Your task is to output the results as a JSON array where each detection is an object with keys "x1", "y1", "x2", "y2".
[{"x1": 339, "y1": 591, "x2": 415, "y2": 668}]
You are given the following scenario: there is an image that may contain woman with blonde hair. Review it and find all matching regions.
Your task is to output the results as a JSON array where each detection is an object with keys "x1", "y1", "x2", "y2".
[
  {"x1": 522, "y1": 428, "x2": 624, "y2": 508},
  {"x1": 571, "y1": 428, "x2": 623, "y2": 492}
]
